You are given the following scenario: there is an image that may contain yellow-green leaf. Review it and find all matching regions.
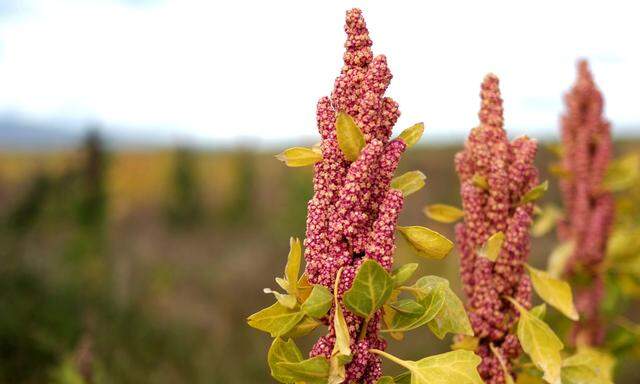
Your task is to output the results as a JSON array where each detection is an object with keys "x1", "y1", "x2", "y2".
[
  {"x1": 390, "y1": 299, "x2": 425, "y2": 316},
  {"x1": 275, "y1": 277, "x2": 290, "y2": 292},
  {"x1": 548, "y1": 163, "x2": 571, "y2": 179},
  {"x1": 343, "y1": 259, "x2": 394, "y2": 319},
  {"x1": 328, "y1": 354, "x2": 346, "y2": 384},
  {"x1": 282, "y1": 316, "x2": 321, "y2": 338},
  {"x1": 507, "y1": 298, "x2": 563, "y2": 384},
  {"x1": 414, "y1": 276, "x2": 473, "y2": 339},
  {"x1": 276, "y1": 147, "x2": 323, "y2": 167},
  {"x1": 391, "y1": 171, "x2": 426, "y2": 197},
  {"x1": 268, "y1": 338, "x2": 303, "y2": 383},
  {"x1": 263, "y1": 288, "x2": 298, "y2": 309},
  {"x1": 526, "y1": 264, "x2": 579, "y2": 321},
  {"x1": 397, "y1": 226, "x2": 454, "y2": 260},
  {"x1": 603, "y1": 153, "x2": 640, "y2": 192},
  {"x1": 301, "y1": 285, "x2": 333, "y2": 319},
  {"x1": 547, "y1": 241, "x2": 574, "y2": 278},
  {"x1": 530, "y1": 303, "x2": 546, "y2": 319},
  {"x1": 277, "y1": 356, "x2": 330, "y2": 384},
  {"x1": 392, "y1": 263, "x2": 419, "y2": 287},
  {"x1": 424, "y1": 204, "x2": 465, "y2": 223},
  {"x1": 247, "y1": 302, "x2": 304, "y2": 337},
  {"x1": 285, "y1": 237, "x2": 302, "y2": 295},
  {"x1": 520, "y1": 181, "x2": 549, "y2": 205},
  {"x1": 472, "y1": 174, "x2": 489, "y2": 190},
  {"x1": 490, "y1": 343, "x2": 515, "y2": 384},
  {"x1": 532, "y1": 204, "x2": 562, "y2": 237},
  {"x1": 477, "y1": 231, "x2": 505, "y2": 262},
  {"x1": 332, "y1": 268, "x2": 351, "y2": 360},
  {"x1": 336, "y1": 112, "x2": 365, "y2": 162},
  {"x1": 451, "y1": 335, "x2": 479, "y2": 351},
  {"x1": 382, "y1": 283, "x2": 445, "y2": 334},
  {"x1": 371, "y1": 349, "x2": 483, "y2": 384},
  {"x1": 377, "y1": 376, "x2": 395, "y2": 384},
  {"x1": 398, "y1": 122, "x2": 424, "y2": 148},
  {"x1": 562, "y1": 347, "x2": 615, "y2": 383}
]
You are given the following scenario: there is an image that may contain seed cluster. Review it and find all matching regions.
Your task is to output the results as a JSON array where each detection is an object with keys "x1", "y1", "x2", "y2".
[
  {"x1": 558, "y1": 60, "x2": 614, "y2": 346},
  {"x1": 455, "y1": 75, "x2": 539, "y2": 384},
  {"x1": 304, "y1": 9, "x2": 408, "y2": 383}
]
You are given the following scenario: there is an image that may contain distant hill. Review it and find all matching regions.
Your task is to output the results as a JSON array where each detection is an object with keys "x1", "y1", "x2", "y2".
[{"x1": 0, "y1": 115, "x2": 82, "y2": 150}]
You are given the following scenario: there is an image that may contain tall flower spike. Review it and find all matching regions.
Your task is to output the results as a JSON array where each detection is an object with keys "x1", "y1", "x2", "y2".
[
  {"x1": 557, "y1": 60, "x2": 614, "y2": 346},
  {"x1": 304, "y1": 9, "x2": 408, "y2": 383},
  {"x1": 455, "y1": 74, "x2": 539, "y2": 384}
]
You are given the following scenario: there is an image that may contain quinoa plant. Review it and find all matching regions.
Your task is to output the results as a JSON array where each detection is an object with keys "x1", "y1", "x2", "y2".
[{"x1": 249, "y1": 9, "x2": 484, "y2": 384}]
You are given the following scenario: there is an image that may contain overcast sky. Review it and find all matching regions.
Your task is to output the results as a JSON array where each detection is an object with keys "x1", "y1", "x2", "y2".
[{"x1": 0, "y1": 0, "x2": 638, "y2": 145}]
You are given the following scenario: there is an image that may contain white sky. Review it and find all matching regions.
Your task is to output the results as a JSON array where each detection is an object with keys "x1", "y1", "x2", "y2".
[{"x1": 0, "y1": 0, "x2": 639, "y2": 145}]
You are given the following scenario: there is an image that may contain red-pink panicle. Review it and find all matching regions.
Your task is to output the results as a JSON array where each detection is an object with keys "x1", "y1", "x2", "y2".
[
  {"x1": 455, "y1": 74, "x2": 539, "y2": 384},
  {"x1": 558, "y1": 60, "x2": 614, "y2": 346},
  {"x1": 304, "y1": 9, "x2": 409, "y2": 382}
]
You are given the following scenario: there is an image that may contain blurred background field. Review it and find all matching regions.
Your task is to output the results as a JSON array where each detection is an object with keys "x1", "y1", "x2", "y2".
[{"x1": 1, "y1": 134, "x2": 639, "y2": 383}]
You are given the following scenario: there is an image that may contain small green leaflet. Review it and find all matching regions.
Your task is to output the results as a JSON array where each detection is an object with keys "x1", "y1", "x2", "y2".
[
  {"x1": 390, "y1": 299, "x2": 425, "y2": 316},
  {"x1": 336, "y1": 112, "x2": 365, "y2": 162},
  {"x1": 285, "y1": 237, "x2": 302, "y2": 295},
  {"x1": 343, "y1": 259, "x2": 394, "y2": 319},
  {"x1": 371, "y1": 349, "x2": 484, "y2": 384},
  {"x1": 392, "y1": 263, "x2": 419, "y2": 287},
  {"x1": 391, "y1": 171, "x2": 426, "y2": 197},
  {"x1": 247, "y1": 302, "x2": 304, "y2": 337},
  {"x1": 263, "y1": 288, "x2": 297, "y2": 309},
  {"x1": 277, "y1": 356, "x2": 330, "y2": 384},
  {"x1": 507, "y1": 298, "x2": 563, "y2": 384},
  {"x1": 397, "y1": 226, "x2": 454, "y2": 260},
  {"x1": 472, "y1": 174, "x2": 489, "y2": 190},
  {"x1": 603, "y1": 153, "x2": 640, "y2": 192},
  {"x1": 423, "y1": 204, "x2": 465, "y2": 223},
  {"x1": 268, "y1": 338, "x2": 303, "y2": 383},
  {"x1": 332, "y1": 268, "x2": 351, "y2": 360},
  {"x1": 382, "y1": 283, "x2": 445, "y2": 334},
  {"x1": 530, "y1": 303, "x2": 547, "y2": 320},
  {"x1": 413, "y1": 276, "x2": 473, "y2": 339},
  {"x1": 301, "y1": 285, "x2": 333, "y2": 319},
  {"x1": 275, "y1": 147, "x2": 322, "y2": 167},
  {"x1": 520, "y1": 181, "x2": 549, "y2": 205},
  {"x1": 477, "y1": 231, "x2": 505, "y2": 262},
  {"x1": 398, "y1": 122, "x2": 424, "y2": 147},
  {"x1": 526, "y1": 264, "x2": 579, "y2": 321}
]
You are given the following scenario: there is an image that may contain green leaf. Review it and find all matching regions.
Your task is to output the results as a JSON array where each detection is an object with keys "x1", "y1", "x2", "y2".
[
  {"x1": 247, "y1": 302, "x2": 304, "y2": 337},
  {"x1": 268, "y1": 338, "x2": 303, "y2": 383},
  {"x1": 382, "y1": 284, "x2": 445, "y2": 334},
  {"x1": 392, "y1": 263, "x2": 419, "y2": 287},
  {"x1": 603, "y1": 153, "x2": 640, "y2": 192},
  {"x1": 390, "y1": 299, "x2": 425, "y2": 316},
  {"x1": 451, "y1": 335, "x2": 479, "y2": 351},
  {"x1": 275, "y1": 277, "x2": 290, "y2": 292},
  {"x1": 477, "y1": 231, "x2": 505, "y2": 262},
  {"x1": 277, "y1": 356, "x2": 330, "y2": 384},
  {"x1": 398, "y1": 122, "x2": 424, "y2": 148},
  {"x1": 472, "y1": 174, "x2": 489, "y2": 190},
  {"x1": 547, "y1": 241, "x2": 574, "y2": 278},
  {"x1": 276, "y1": 147, "x2": 323, "y2": 167},
  {"x1": 562, "y1": 348, "x2": 615, "y2": 383},
  {"x1": 328, "y1": 354, "x2": 346, "y2": 384},
  {"x1": 520, "y1": 181, "x2": 549, "y2": 205},
  {"x1": 525, "y1": 264, "x2": 579, "y2": 321},
  {"x1": 301, "y1": 285, "x2": 333, "y2": 319},
  {"x1": 507, "y1": 298, "x2": 563, "y2": 384},
  {"x1": 489, "y1": 343, "x2": 515, "y2": 384},
  {"x1": 413, "y1": 276, "x2": 473, "y2": 339},
  {"x1": 336, "y1": 112, "x2": 365, "y2": 162},
  {"x1": 394, "y1": 371, "x2": 411, "y2": 384},
  {"x1": 332, "y1": 268, "x2": 352, "y2": 360},
  {"x1": 282, "y1": 316, "x2": 321, "y2": 338},
  {"x1": 285, "y1": 237, "x2": 302, "y2": 295},
  {"x1": 263, "y1": 288, "x2": 298, "y2": 309},
  {"x1": 532, "y1": 204, "x2": 562, "y2": 237},
  {"x1": 530, "y1": 303, "x2": 547, "y2": 319},
  {"x1": 377, "y1": 376, "x2": 395, "y2": 384},
  {"x1": 423, "y1": 204, "x2": 465, "y2": 223},
  {"x1": 344, "y1": 259, "x2": 394, "y2": 319},
  {"x1": 371, "y1": 349, "x2": 483, "y2": 384},
  {"x1": 391, "y1": 171, "x2": 426, "y2": 197},
  {"x1": 398, "y1": 226, "x2": 454, "y2": 260}
]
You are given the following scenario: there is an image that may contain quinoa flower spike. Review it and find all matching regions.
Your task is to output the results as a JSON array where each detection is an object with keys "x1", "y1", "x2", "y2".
[
  {"x1": 450, "y1": 74, "x2": 581, "y2": 384},
  {"x1": 250, "y1": 9, "x2": 483, "y2": 384}
]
